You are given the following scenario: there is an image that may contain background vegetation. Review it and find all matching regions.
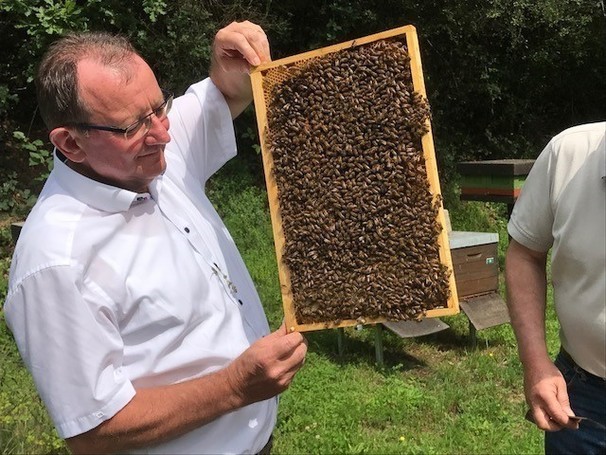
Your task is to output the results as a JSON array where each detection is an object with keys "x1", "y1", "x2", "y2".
[
  {"x1": 1, "y1": 0, "x2": 605, "y2": 207},
  {"x1": 1, "y1": 0, "x2": 604, "y2": 453}
]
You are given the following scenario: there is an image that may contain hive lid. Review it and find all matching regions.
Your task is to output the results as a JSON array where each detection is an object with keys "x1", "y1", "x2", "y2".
[
  {"x1": 457, "y1": 159, "x2": 536, "y2": 177},
  {"x1": 449, "y1": 231, "x2": 499, "y2": 249}
]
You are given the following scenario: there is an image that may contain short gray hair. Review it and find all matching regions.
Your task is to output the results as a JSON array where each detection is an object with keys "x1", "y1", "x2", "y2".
[{"x1": 35, "y1": 31, "x2": 140, "y2": 129}]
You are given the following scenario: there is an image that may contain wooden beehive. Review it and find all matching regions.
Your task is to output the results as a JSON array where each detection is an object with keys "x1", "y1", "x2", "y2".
[
  {"x1": 449, "y1": 231, "x2": 499, "y2": 298},
  {"x1": 458, "y1": 159, "x2": 536, "y2": 204},
  {"x1": 250, "y1": 25, "x2": 459, "y2": 332}
]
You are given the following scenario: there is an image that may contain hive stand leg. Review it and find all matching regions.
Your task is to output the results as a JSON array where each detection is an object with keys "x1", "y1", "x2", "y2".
[
  {"x1": 337, "y1": 328, "x2": 345, "y2": 358},
  {"x1": 468, "y1": 319, "x2": 478, "y2": 349},
  {"x1": 375, "y1": 324, "x2": 384, "y2": 367}
]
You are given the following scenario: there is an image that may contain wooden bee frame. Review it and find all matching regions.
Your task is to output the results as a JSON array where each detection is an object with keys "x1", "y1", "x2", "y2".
[{"x1": 250, "y1": 25, "x2": 459, "y2": 332}]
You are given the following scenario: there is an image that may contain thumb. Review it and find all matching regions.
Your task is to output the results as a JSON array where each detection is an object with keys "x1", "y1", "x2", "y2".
[
  {"x1": 274, "y1": 321, "x2": 288, "y2": 336},
  {"x1": 556, "y1": 383, "x2": 574, "y2": 416},
  {"x1": 264, "y1": 322, "x2": 288, "y2": 339}
]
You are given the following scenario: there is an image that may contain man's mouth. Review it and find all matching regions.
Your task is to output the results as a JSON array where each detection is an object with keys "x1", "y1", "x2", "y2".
[{"x1": 138, "y1": 148, "x2": 164, "y2": 159}]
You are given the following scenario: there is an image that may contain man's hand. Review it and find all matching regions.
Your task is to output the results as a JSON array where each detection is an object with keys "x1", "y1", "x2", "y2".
[
  {"x1": 213, "y1": 21, "x2": 270, "y2": 73},
  {"x1": 67, "y1": 324, "x2": 306, "y2": 454},
  {"x1": 524, "y1": 360, "x2": 579, "y2": 431},
  {"x1": 210, "y1": 21, "x2": 271, "y2": 118},
  {"x1": 225, "y1": 324, "x2": 307, "y2": 406}
]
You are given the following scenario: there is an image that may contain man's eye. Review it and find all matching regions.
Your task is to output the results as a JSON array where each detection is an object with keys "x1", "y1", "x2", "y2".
[{"x1": 126, "y1": 121, "x2": 144, "y2": 136}]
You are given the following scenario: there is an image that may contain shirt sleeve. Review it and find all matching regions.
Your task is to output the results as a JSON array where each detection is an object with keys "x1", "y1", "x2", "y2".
[
  {"x1": 165, "y1": 78, "x2": 237, "y2": 184},
  {"x1": 4, "y1": 265, "x2": 136, "y2": 438},
  {"x1": 507, "y1": 143, "x2": 555, "y2": 253}
]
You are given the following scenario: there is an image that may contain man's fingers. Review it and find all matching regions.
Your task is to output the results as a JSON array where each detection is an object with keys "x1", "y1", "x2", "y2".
[
  {"x1": 276, "y1": 321, "x2": 288, "y2": 335},
  {"x1": 246, "y1": 29, "x2": 270, "y2": 64},
  {"x1": 547, "y1": 386, "x2": 578, "y2": 428},
  {"x1": 528, "y1": 407, "x2": 564, "y2": 431},
  {"x1": 214, "y1": 21, "x2": 269, "y2": 71},
  {"x1": 263, "y1": 325, "x2": 306, "y2": 362},
  {"x1": 277, "y1": 331, "x2": 306, "y2": 358},
  {"x1": 231, "y1": 34, "x2": 261, "y2": 67},
  {"x1": 527, "y1": 404, "x2": 580, "y2": 432},
  {"x1": 264, "y1": 322, "x2": 288, "y2": 339},
  {"x1": 239, "y1": 21, "x2": 270, "y2": 62},
  {"x1": 275, "y1": 343, "x2": 308, "y2": 390},
  {"x1": 216, "y1": 37, "x2": 258, "y2": 71}
]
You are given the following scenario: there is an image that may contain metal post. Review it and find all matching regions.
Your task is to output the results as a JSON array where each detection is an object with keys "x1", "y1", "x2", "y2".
[
  {"x1": 469, "y1": 319, "x2": 478, "y2": 349},
  {"x1": 337, "y1": 328, "x2": 345, "y2": 357},
  {"x1": 375, "y1": 324, "x2": 384, "y2": 367}
]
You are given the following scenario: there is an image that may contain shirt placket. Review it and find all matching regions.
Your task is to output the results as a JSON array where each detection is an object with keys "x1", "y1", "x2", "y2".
[{"x1": 156, "y1": 201, "x2": 265, "y2": 337}]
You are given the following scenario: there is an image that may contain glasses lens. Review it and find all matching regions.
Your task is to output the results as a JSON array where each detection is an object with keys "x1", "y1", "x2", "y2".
[
  {"x1": 123, "y1": 91, "x2": 172, "y2": 140},
  {"x1": 124, "y1": 119, "x2": 147, "y2": 140},
  {"x1": 156, "y1": 95, "x2": 173, "y2": 120},
  {"x1": 163, "y1": 95, "x2": 173, "y2": 116}
]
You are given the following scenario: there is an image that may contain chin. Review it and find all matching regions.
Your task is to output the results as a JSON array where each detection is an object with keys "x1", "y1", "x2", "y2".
[
  {"x1": 148, "y1": 156, "x2": 167, "y2": 175},
  {"x1": 144, "y1": 148, "x2": 166, "y2": 164},
  {"x1": 137, "y1": 151, "x2": 166, "y2": 177}
]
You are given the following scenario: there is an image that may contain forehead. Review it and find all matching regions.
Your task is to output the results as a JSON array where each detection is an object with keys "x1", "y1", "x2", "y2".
[{"x1": 77, "y1": 55, "x2": 161, "y2": 120}]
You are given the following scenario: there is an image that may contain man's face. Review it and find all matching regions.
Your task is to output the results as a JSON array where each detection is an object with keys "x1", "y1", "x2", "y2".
[{"x1": 65, "y1": 55, "x2": 171, "y2": 193}]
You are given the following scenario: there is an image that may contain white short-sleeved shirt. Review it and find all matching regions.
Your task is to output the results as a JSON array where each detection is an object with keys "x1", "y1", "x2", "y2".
[
  {"x1": 508, "y1": 122, "x2": 606, "y2": 378},
  {"x1": 4, "y1": 79, "x2": 275, "y2": 453}
]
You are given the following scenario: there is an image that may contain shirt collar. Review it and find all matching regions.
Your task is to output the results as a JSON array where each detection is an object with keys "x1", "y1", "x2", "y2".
[{"x1": 53, "y1": 149, "x2": 151, "y2": 213}]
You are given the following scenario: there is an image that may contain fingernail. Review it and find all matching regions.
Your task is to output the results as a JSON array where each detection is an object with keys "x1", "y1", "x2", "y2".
[{"x1": 252, "y1": 56, "x2": 261, "y2": 66}]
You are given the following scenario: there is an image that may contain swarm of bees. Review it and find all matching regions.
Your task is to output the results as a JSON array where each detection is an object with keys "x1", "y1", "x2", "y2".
[{"x1": 264, "y1": 38, "x2": 451, "y2": 325}]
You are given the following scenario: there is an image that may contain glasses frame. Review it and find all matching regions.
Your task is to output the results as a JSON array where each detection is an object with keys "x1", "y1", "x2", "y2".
[{"x1": 65, "y1": 88, "x2": 173, "y2": 140}]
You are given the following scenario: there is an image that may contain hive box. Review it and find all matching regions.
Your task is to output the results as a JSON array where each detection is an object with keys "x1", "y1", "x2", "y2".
[
  {"x1": 449, "y1": 231, "x2": 499, "y2": 298},
  {"x1": 458, "y1": 159, "x2": 535, "y2": 204}
]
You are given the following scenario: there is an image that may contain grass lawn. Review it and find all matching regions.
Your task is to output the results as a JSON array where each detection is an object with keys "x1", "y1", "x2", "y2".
[{"x1": 0, "y1": 153, "x2": 560, "y2": 454}]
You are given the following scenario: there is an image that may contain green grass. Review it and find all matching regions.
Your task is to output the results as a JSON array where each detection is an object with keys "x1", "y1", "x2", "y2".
[{"x1": 0, "y1": 154, "x2": 560, "y2": 454}]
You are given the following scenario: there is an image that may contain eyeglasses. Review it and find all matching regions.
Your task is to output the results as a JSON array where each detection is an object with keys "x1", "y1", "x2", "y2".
[{"x1": 66, "y1": 89, "x2": 173, "y2": 140}]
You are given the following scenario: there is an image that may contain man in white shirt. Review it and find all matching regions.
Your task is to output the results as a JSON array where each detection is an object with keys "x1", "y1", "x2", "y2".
[
  {"x1": 506, "y1": 122, "x2": 606, "y2": 454},
  {"x1": 4, "y1": 21, "x2": 307, "y2": 454}
]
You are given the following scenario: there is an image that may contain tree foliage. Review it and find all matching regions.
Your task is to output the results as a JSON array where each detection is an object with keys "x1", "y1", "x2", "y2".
[{"x1": 0, "y1": 0, "x2": 604, "y2": 206}]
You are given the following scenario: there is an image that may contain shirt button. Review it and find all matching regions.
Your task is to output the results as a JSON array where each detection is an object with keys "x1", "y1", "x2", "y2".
[{"x1": 184, "y1": 227, "x2": 190, "y2": 233}]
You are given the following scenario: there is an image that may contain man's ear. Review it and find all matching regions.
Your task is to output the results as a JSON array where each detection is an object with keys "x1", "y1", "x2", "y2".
[{"x1": 49, "y1": 127, "x2": 86, "y2": 163}]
